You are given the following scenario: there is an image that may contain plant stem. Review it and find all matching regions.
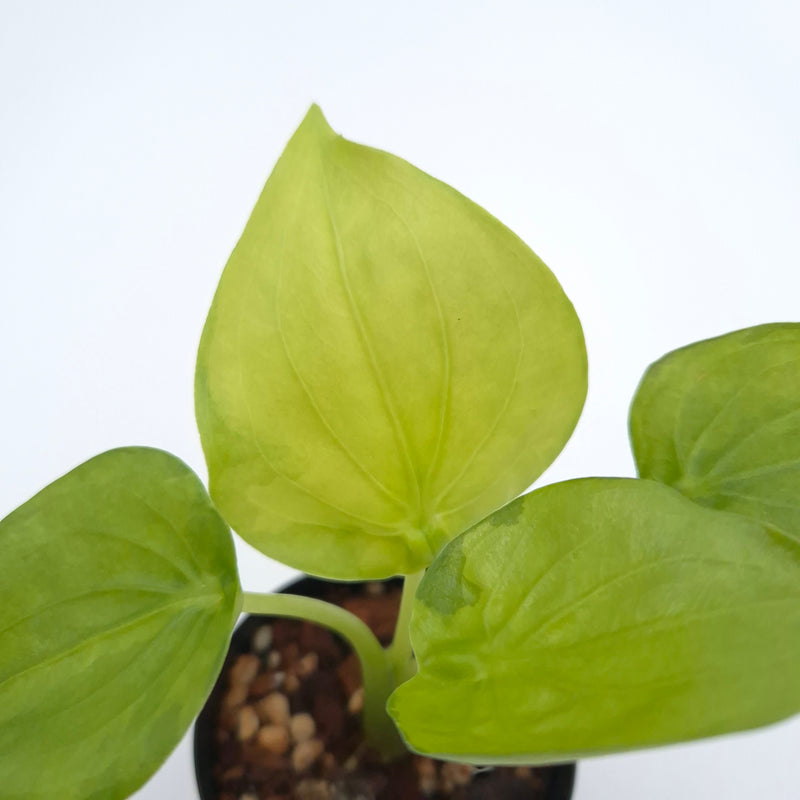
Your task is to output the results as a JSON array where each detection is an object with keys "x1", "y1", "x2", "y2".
[
  {"x1": 242, "y1": 591, "x2": 405, "y2": 759},
  {"x1": 387, "y1": 570, "x2": 424, "y2": 684}
]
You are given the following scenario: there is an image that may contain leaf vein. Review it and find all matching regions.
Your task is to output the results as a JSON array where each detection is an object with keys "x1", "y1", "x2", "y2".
[
  {"x1": 319, "y1": 155, "x2": 424, "y2": 519},
  {"x1": 0, "y1": 592, "x2": 218, "y2": 692}
]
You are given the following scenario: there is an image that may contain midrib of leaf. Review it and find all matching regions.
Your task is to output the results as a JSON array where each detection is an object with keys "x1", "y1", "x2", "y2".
[
  {"x1": 9, "y1": 609, "x2": 215, "y2": 800},
  {"x1": 509, "y1": 595, "x2": 800, "y2": 657},
  {"x1": 0, "y1": 590, "x2": 219, "y2": 694},
  {"x1": 2, "y1": 526, "x2": 197, "y2": 584},
  {"x1": 1, "y1": 602, "x2": 198, "y2": 732},
  {"x1": 495, "y1": 553, "x2": 781, "y2": 650},
  {"x1": 483, "y1": 662, "x2": 737, "y2": 698},
  {"x1": 231, "y1": 166, "x2": 400, "y2": 533},
  {"x1": 319, "y1": 154, "x2": 424, "y2": 522},
  {"x1": 274, "y1": 191, "x2": 411, "y2": 517},
  {"x1": 0, "y1": 585, "x2": 179, "y2": 640},
  {"x1": 275, "y1": 303, "x2": 411, "y2": 516},
  {"x1": 530, "y1": 555, "x2": 786, "y2": 642},
  {"x1": 333, "y1": 166, "x2": 452, "y2": 508}
]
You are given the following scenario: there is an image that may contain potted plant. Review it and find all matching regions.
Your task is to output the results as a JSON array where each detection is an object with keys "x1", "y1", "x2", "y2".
[{"x1": 1, "y1": 105, "x2": 799, "y2": 800}]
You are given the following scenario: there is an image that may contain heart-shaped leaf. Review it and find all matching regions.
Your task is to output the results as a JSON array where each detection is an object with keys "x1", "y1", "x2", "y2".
[
  {"x1": 195, "y1": 105, "x2": 587, "y2": 579},
  {"x1": 388, "y1": 478, "x2": 800, "y2": 762},
  {"x1": 0, "y1": 448, "x2": 241, "y2": 800},
  {"x1": 630, "y1": 324, "x2": 800, "y2": 540}
]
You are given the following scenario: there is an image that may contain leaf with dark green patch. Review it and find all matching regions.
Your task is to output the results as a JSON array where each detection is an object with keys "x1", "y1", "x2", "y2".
[{"x1": 389, "y1": 478, "x2": 800, "y2": 762}]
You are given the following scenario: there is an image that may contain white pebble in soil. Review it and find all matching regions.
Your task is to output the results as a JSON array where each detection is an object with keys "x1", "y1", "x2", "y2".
[{"x1": 252, "y1": 624, "x2": 273, "y2": 653}]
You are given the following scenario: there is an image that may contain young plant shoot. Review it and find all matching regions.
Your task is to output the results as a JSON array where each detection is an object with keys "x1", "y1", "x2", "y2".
[{"x1": 2, "y1": 106, "x2": 799, "y2": 800}]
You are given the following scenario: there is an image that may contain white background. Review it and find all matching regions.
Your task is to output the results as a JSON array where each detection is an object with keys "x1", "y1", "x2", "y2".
[{"x1": 2, "y1": 1, "x2": 799, "y2": 797}]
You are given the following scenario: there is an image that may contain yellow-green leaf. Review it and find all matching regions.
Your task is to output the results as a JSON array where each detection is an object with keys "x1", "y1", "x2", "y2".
[
  {"x1": 195, "y1": 105, "x2": 587, "y2": 579},
  {"x1": 389, "y1": 479, "x2": 800, "y2": 762},
  {"x1": 0, "y1": 448, "x2": 241, "y2": 800},
  {"x1": 630, "y1": 324, "x2": 800, "y2": 540}
]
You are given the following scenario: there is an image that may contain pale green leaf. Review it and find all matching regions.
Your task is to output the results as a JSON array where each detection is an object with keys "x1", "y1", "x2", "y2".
[
  {"x1": 388, "y1": 478, "x2": 800, "y2": 762},
  {"x1": 0, "y1": 448, "x2": 241, "y2": 800},
  {"x1": 195, "y1": 105, "x2": 587, "y2": 579},
  {"x1": 630, "y1": 324, "x2": 800, "y2": 540}
]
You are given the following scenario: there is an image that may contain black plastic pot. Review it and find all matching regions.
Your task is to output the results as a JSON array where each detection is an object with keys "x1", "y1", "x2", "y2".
[{"x1": 194, "y1": 576, "x2": 576, "y2": 799}]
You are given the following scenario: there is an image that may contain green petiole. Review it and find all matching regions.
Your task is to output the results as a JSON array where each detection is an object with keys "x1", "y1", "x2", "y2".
[
  {"x1": 242, "y1": 590, "x2": 406, "y2": 759},
  {"x1": 386, "y1": 570, "x2": 424, "y2": 685}
]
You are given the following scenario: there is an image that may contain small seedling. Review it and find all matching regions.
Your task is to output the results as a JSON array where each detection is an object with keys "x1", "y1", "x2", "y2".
[{"x1": 2, "y1": 106, "x2": 799, "y2": 799}]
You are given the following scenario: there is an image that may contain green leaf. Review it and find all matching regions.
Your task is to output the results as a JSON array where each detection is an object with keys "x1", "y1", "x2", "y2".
[
  {"x1": 0, "y1": 448, "x2": 241, "y2": 800},
  {"x1": 195, "y1": 105, "x2": 587, "y2": 579},
  {"x1": 630, "y1": 324, "x2": 800, "y2": 540},
  {"x1": 388, "y1": 478, "x2": 800, "y2": 763}
]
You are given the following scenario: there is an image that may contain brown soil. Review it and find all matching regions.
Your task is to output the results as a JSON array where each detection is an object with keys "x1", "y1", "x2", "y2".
[{"x1": 207, "y1": 581, "x2": 567, "y2": 800}]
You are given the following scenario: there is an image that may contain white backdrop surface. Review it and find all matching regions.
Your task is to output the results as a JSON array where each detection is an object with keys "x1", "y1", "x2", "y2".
[{"x1": 1, "y1": 1, "x2": 799, "y2": 797}]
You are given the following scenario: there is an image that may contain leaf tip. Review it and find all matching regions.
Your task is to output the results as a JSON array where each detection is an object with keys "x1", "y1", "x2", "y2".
[{"x1": 300, "y1": 102, "x2": 336, "y2": 139}]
